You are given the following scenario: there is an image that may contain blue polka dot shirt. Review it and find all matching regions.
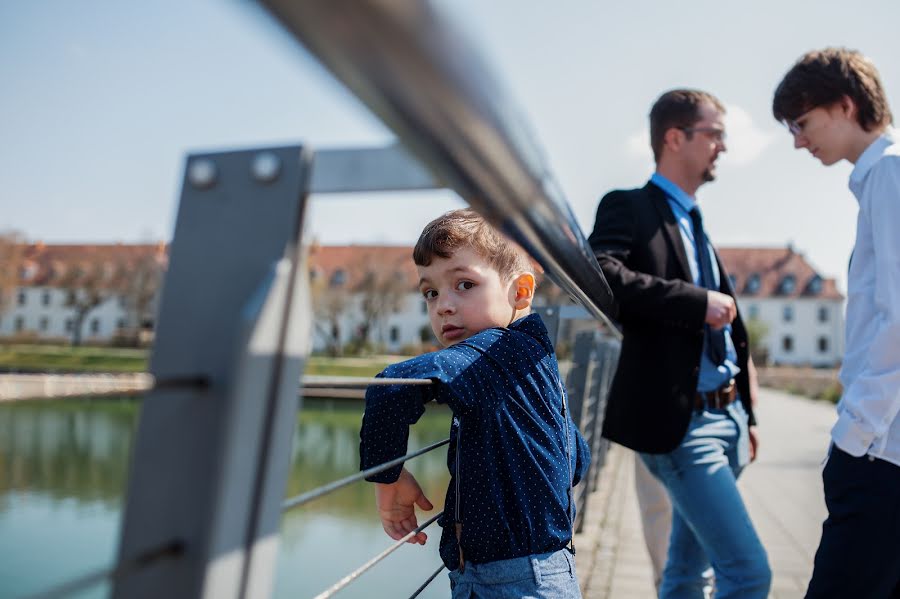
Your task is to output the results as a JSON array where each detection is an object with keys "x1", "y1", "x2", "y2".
[{"x1": 359, "y1": 313, "x2": 591, "y2": 570}]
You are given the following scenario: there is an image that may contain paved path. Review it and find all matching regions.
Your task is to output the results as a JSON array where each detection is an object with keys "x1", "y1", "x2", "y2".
[{"x1": 575, "y1": 388, "x2": 836, "y2": 598}]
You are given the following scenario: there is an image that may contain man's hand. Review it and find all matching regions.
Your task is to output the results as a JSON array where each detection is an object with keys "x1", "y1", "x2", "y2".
[
  {"x1": 706, "y1": 290, "x2": 737, "y2": 330},
  {"x1": 375, "y1": 468, "x2": 434, "y2": 545},
  {"x1": 749, "y1": 426, "x2": 759, "y2": 462}
]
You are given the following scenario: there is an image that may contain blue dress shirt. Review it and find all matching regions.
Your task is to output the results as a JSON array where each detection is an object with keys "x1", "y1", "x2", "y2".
[
  {"x1": 650, "y1": 172, "x2": 740, "y2": 392},
  {"x1": 360, "y1": 313, "x2": 590, "y2": 570}
]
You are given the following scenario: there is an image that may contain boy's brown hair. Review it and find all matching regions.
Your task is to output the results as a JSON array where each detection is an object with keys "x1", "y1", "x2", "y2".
[
  {"x1": 413, "y1": 209, "x2": 534, "y2": 281},
  {"x1": 772, "y1": 47, "x2": 893, "y2": 131},
  {"x1": 649, "y1": 89, "x2": 726, "y2": 162}
]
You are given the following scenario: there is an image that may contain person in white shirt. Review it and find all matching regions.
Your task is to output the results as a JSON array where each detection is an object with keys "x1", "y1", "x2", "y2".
[{"x1": 773, "y1": 47, "x2": 900, "y2": 598}]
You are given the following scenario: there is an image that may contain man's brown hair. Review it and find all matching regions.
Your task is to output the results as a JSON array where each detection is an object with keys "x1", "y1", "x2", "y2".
[
  {"x1": 772, "y1": 47, "x2": 893, "y2": 131},
  {"x1": 649, "y1": 89, "x2": 726, "y2": 162},
  {"x1": 413, "y1": 209, "x2": 533, "y2": 281}
]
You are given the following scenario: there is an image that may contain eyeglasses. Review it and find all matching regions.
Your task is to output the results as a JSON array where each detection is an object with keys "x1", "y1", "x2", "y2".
[
  {"x1": 784, "y1": 109, "x2": 813, "y2": 136},
  {"x1": 679, "y1": 126, "x2": 726, "y2": 143}
]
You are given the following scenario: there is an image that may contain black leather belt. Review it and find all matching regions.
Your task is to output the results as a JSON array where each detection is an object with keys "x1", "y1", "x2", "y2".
[{"x1": 694, "y1": 379, "x2": 736, "y2": 410}]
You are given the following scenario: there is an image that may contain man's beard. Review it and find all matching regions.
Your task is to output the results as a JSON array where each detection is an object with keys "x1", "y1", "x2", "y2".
[{"x1": 702, "y1": 166, "x2": 716, "y2": 182}]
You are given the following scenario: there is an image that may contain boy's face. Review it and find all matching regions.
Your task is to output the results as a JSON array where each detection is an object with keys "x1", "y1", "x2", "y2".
[
  {"x1": 786, "y1": 102, "x2": 857, "y2": 165},
  {"x1": 417, "y1": 247, "x2": 523, "y2": 347}
]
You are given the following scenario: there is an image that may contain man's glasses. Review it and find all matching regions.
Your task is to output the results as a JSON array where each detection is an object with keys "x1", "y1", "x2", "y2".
[{"x1": 679, "y1": 127, "x2": 726, "y2": 143}]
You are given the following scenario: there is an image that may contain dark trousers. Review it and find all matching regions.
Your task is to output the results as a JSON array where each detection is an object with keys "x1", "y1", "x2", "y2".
[{"x1": 805, "y1": 446, "x2": 900, "y2": 598}]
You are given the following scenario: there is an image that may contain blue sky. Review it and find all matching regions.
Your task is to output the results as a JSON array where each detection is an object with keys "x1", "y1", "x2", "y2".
[{"x1": 3, "y1": 1, "x2": 900, "y2": 292}]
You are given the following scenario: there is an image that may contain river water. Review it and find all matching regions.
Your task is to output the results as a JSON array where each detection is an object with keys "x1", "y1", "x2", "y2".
[{"x1": 0, "y1": 398, "x2": 452, "y2": 599}]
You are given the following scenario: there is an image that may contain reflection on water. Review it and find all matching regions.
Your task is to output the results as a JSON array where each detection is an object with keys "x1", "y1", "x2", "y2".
[{"x1": 0, "y1": 399, "x2": 453, "y2": 599}]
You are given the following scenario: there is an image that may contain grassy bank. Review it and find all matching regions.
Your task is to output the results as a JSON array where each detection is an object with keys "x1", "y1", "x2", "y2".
[
  {"x1": 0, "y1": 344, "x2": 149, "y2": 373},
  {"x1": 0, "y1": 344, "x2": 399, "y2": 377}
]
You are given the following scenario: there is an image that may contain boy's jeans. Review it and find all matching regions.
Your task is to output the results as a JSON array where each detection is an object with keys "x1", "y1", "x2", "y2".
[
  {"x1": 448, "y1": 548, "x2": 580, "y2": 598},
  {"x1": 639, "y1": 401, "x2": 771, "y2": 599}
]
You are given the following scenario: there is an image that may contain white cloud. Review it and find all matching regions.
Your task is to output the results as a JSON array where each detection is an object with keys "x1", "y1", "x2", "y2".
[
  {"x1": 626, "y1": 127, "x2": 653, "y2": 163},
  {"x1": 722, "y1": 104, "x2": 776, "y2": 167}
]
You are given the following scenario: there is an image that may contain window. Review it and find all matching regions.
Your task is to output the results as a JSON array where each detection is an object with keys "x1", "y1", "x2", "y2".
[
  {"x1": 90, "y1": 318, "x2": 100, "y2": 334},
  {"x1": 818, "y1": 306, "x2": 829, "y2": 323},
  {"x1": 65, "y1": 319, "x2": 73, "y2": 332},
  {"x1": 780, "y1": 275, "x2": 796, "y2": 294},
  {"x1": 330, "y1": 269, "x2": 346, "y2": 287},
  {"x1": 807, "y1": 276, "x2": 823, "y2": 295},
  {"x1": 747, "y1": 304, "x2": 759, "y2": 319},
  {"x1": 14, "y1": 316, "x2": 24, "y2": 332},
  {"x1": 39, "y1": 317, "x2": 49, "y2": 331},
  {"x1": 119, "y1": 295, "x2": 128, "y2": 308},
  {"x1": 783, "y1": 305, "x2": 794, "y2": 322},
  {"x1": 17, "y1": 291, "x2": 26, "y2": 306},
  {"x1": 42, "y1": 291, "x2": 51, "y2": 306},
  {"x1": 818, "y1": 337, "x2": 829, "y2": 353},
  {"x1": 117, "y1": 319, "x2": 127, "y2": 330},
  {"x1": 782, "y1": 336, "x2": 794, "y2": 352},
  {"x1": 744, "y1": 274, "x2": 760, "y2": 294},
  {"x1": 390, "y1": 326, "x2": 400, "y2": 343}
]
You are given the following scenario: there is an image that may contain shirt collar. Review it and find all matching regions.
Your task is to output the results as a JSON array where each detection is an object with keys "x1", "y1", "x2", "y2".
[
  {"x1": 650, "y1": 172, "x2": 697, "y2": 214},
  {"x1": 849, "y1": 129, "x2": 898, "y2": 194}
]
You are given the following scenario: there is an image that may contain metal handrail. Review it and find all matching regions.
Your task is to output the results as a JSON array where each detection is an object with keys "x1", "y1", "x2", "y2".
[
  {"x1": 312, "y1": 511, "x2": 444, "y2": 599},
  {"x1": 408, "y1": 564, "x2": 446, "y2": 599},
  {"x1": 18, "y1": 540, "x2": 183, "y2": 599},
  {"x1": 303, "y1": 376, "x2": 433, "y2": 388},
  {"x1": 261, "y1": 0, "x2": 620, "y2": 337},
  {"x1": 282, "y1": 437, "x2": 450, "y2": 511}
]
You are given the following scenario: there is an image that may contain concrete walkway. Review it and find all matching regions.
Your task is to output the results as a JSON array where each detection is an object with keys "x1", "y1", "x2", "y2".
[{"x1": 575, "y1": 388, "x2": 836, "y2": 598}]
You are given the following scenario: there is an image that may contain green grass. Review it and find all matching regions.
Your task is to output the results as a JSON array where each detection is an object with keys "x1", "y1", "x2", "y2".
[
  {"x1": 304, "y1": 356, "x2": 394, "y2": 377},
  {"x1": 0, "y1": 344, "x2": 397, "y2": 376},
  {"x1": 0, "y1": 344, "x2": 149, "y2": 373}
]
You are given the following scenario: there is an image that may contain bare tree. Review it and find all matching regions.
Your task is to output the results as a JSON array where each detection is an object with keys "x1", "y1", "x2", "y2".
[
  {"x1": 310, "y1": 272, "x2": 349, "y2": 356},
  {"x1": 60, "y1": 259, "x2": 115, "y2": 347},
  {"x1": 0, "y1": 232, "x2": 25, "y2": 317},
  {"x1": 354, "y1": 257, "x2": 409, "y2": 347},
  {"x1": 118, "y1": 250, "x2": 166, "y2": 344}
]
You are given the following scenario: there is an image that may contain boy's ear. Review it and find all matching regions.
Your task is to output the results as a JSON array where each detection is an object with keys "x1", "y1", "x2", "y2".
[
  {"x1": 838, "y1": 94, "x2": 857, "y2": 120},
  {"x1": 513, "y1": 273, "x2": 536, "y2": 310}
]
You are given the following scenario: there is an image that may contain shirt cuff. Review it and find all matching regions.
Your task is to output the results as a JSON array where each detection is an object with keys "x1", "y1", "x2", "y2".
[
  {"x1": 364, "y1": 464, "x2": 403, "y2": 484},
  {"x1": 830, "y1": 411, "x2": 874, "y2": 457}
]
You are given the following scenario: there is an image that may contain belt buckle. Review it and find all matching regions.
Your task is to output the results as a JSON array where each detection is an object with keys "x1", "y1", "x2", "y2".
[{"x1": 717, "y1": 379, "x2": 736, "y2": 408}]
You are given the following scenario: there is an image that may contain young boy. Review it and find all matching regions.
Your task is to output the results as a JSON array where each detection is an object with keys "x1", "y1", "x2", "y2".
[
  {"x1": 359, "y1": 209, "x2": 590, "y2": 598},
  {"x1": 773, "y1": 47, "x2": 900, "y2": 597}
]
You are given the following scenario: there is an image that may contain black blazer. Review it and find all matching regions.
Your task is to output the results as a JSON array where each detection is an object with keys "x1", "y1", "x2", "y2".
[{"x1": 588, "y1": 182, "x2": 755, "y2": 454}]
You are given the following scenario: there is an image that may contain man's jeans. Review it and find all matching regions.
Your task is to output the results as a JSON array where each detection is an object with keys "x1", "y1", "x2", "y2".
[{"x1": 640, "y1": 401, "x2": 771, "y2": 599}]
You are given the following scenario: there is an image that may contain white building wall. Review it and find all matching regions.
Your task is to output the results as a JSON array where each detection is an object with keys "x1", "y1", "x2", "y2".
[
  {"x1": 0, "y1": 287, "x2": 130, "y2": 342},
  {"x1": 311, "y1": 292, "x2": 432, "y2": 354},
  {"x1": 736, "y1": 296, "x2": 843, "y2": 367}
]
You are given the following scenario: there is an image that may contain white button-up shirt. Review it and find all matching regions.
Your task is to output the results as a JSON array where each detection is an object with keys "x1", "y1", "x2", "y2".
[{"x1": 834, "y1": 130, "x2": 900, "y2": 466}]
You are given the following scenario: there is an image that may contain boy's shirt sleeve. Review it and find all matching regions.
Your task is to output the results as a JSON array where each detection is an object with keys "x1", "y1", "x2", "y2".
[
  {"x1": 359, "y1": 341, "x2": 489, "y2": 483},
  {"x1": 572, "y1": 422, "x2": 591, "y2": 487}
]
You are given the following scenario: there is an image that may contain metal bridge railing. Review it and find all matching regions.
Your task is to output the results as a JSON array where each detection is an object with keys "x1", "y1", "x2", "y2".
[{"x1": 11, "y1": 1, "x2": 626, "y2": 598}]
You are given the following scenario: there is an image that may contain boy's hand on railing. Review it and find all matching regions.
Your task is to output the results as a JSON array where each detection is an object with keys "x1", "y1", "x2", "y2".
[{"x1": 375, "y1": 467, "x2": 434, "y2": 545}]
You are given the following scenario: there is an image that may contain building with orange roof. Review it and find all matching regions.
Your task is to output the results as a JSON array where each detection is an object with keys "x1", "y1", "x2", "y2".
[
  {"x1": 718, "y1": 245, "x2": 843, "y2": 367},
  {"x1": 0, "y1": 242, "x2": 167, "y2": 345}
]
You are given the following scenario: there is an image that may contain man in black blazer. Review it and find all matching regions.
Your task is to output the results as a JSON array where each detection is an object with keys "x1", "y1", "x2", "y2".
[{"x1": 589, "y1": 89, "x2": 771, "y2": 598}]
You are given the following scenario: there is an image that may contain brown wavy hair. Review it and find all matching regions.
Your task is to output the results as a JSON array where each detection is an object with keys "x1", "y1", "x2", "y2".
[
  {"x1": 773, "y1": 47, "x2": 892, "y2": 131},
  {"x1": 413, "y1": 209, "x2": 533, "y2": 281}
]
